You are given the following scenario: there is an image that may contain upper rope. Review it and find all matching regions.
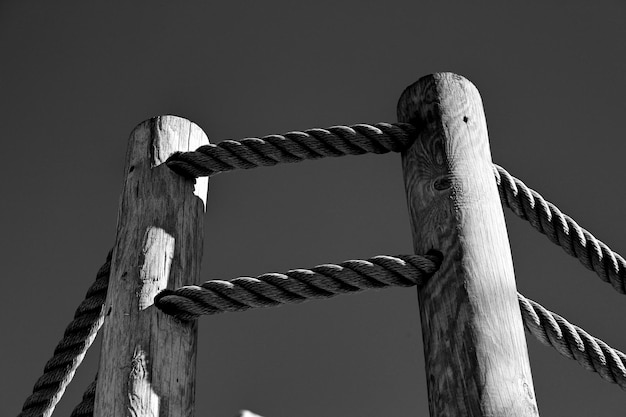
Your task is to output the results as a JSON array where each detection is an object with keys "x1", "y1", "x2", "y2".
[{"x1": 165, "y1": 122, "x2": 417, "y2": 177}]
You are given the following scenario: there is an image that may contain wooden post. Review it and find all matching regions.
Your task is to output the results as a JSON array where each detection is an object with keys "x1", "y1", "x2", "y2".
[
  {"x1": 399, "y1": 73, "x2": 539, "y2": 416},
  {"x1": 94, "y1": 116, "x2": 209, "y2": 417}
]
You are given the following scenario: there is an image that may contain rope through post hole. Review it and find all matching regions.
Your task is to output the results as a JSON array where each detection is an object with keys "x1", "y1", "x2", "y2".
[
  {"x1": 18, "y1": 250, "x2": 112, "y2": 417},
  {"x1": 166, "y1": 123, "x2": 626, "y2": 296},
  {"x1": 165, "y1": 122, "x2": 417, "y2": 177},
  {"x1": 519, "y1": 293, "x2": 626, "y2": 389}
]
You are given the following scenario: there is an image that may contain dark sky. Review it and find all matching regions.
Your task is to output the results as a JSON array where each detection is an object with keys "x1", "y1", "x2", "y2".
[{"x1": 3, "y1": 2, "x2": 626, "y2": 416}]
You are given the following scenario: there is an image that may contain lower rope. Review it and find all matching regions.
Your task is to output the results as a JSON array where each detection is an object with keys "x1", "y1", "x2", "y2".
[
  {"x1": 155, "y1": 253, "x2": 441, "y2": 320},
  {"x1": 155, "y1": 255, "x2": 626, "y2": 392},
  {"x1": 18, "y1": 250, "x2": 112, "y2": 417},
  {"x1": 519, "y1": 293, "x2": 626, "y2": 389},
  {"x1": 494, "y1": 165, "x2": 626, "y2": 294}
]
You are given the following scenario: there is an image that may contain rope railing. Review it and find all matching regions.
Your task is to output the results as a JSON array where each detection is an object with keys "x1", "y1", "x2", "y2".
[
  {"x1": 18, "y1": 251, "x2": 112, "y2": 417},
  {"x1": 519, "y1": 295, "x2": 626, "y2": 389},
  {"x1": 166, "y1": 122, "x2": 626, "y2": 297},
  {"x1": 154, "y1": 253, "x2": 442, "y2": 320},
  {"x1": 18, "y1": 120, "x2": 626, "y2": 416},
  {"x1": 154, "y1": 255, "x2": 626, "y2": 391}
]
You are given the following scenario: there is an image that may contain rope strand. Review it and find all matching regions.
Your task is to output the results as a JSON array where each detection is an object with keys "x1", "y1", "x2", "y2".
[
  {"x1": 18, "y1": 250, "x2": 111, "y2": 417},
  {"x1": 165, "y1": 122, "x2": 417, "y2": 178},
  {"x1": 155, "y1": 253, "x2": 626, "y2": 391},
  {"x1": 155, "y1": 253, "x2": 441, "y2": 320},
  {"x1": 519, "y1": 293, "x2": 626, "y2": 389}
]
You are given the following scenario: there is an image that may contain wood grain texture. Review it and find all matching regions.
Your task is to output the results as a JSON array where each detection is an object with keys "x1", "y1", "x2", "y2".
[
  {"x1": 399, "y1": 73, "x2": 539, "y2": 416},
  {"x1": 94, "y1": 116, "x2": 209, "y2": 417}
]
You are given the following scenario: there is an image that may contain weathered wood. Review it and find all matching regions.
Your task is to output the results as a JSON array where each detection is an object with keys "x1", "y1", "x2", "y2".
[
  {"x1": 94, "y1": 116, "x2": 209, "y2": 417},
  {"x1": 399, "y1": 73, "x2": 539, "y2": 416}
]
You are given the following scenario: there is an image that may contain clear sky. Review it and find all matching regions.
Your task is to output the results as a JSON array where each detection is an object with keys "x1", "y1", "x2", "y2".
[{"x1": 2, "y1": 2, "x2": 626, "y2": 416}]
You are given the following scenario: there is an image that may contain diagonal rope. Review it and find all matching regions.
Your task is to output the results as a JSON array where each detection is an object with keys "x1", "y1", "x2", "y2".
[
  {"x1": 165, "y1": 122, "x2": 417, "y2": 178},
  {"x1": 519, "y1": 293, "x2": 626, "y2": 389},
  {"x1": 154, "y1": 253, "x2": 441, "y2": 320},
  {"x1": 494, "y1": 165, "x2": 626, "y2": 294},
  {"x1": 18, "y1": 250, "x2": 112, "y2": 417}
]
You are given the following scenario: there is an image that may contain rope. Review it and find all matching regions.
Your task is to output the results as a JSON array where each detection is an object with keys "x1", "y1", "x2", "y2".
[
  {"x1": 155, "y1": 252, "x2": 626, "y2": 391},
  {"x1": 165, "y1": 122, "x2": 417, "y2": 178},
  {"x1": 18, "y1": 251, "x2": 112, "y2": 417},
  {"x1": 494, "y1": 165, "x2": 626, "y2": 294},
  {"x1": 69, "y1": 377, "x2": 97, "y2": 417},
  {"x1": 165, "y1": 122, "x2": 626, "y2": 296},
  {"x1": 154, "y1": 253, "x2": 442, "y2": 320},
  {"x1": 519, "y1": 293, "x2": 626, "y2": 389}
]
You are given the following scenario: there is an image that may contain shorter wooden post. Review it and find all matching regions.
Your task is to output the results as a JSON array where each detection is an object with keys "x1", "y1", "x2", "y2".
[
  {"x1": 399, "y1": 73, "x2": 539, "y2": 416},
  {"x1": 94, "y1": 116, "x2": 209, "y2": 417}
]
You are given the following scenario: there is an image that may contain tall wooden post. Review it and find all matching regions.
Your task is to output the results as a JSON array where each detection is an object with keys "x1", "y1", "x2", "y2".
[
  {"x1": 399, "y1": 73, "x2": 539, "y2": 416},
  {"x1": 94, "y1": 116, "x2": 209, "y2": 417}
]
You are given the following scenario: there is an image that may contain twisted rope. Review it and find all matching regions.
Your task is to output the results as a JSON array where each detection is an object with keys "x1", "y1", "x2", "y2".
[
  {"x1": 165, "y1": 122, "x2": 417, "y2": 178},
  {"x1": 155, "y1": 253, "x2": 441, "y2": 320},
  {"x1": 18, "y1": 251, "x2": 111, "y2": 417},
  {"x1": 156, "y1": 253, "x2": 626, "y2": 391},
  {"x1": 519, "y1": 293, "x2": 626, "y2": 389},
  {"x1": 495, "y1": 165, "x2": 626, "y2": 294}
]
